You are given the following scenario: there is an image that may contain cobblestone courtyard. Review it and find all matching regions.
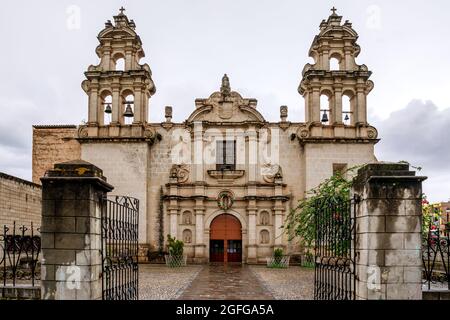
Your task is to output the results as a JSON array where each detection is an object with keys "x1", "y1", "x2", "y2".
[{"x1": 139, "y1": 264, "x2": 314, "y2": 300}]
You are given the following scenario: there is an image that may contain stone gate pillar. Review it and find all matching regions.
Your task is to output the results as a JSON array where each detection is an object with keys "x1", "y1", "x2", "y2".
[
  {"x1": 40, "y1": 160, "x2": 113, "y2": 300},
  {"x1": 352, "y1": 163, "x2": 426, "y2": 300}
]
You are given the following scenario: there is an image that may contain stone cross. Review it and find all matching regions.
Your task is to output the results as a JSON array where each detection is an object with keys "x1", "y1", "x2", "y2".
[
  {"x1": 119, "y1": 7, "x2": 126, "y2": 15},
  {"x1": 331, "y1": 7, "x2": 337, "y2": 15}
]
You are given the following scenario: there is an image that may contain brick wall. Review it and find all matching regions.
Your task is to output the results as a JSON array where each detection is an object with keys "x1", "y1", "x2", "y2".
[
  {"x1": 0, "y1": 172, "x2": 42, "y2": 228},
  {"x1": 32, "y1": 126, "x2": 81, "y2": 184}
]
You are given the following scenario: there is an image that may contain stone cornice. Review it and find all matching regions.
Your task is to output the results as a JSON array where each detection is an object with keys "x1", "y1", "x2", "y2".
[
  {"x1": 298, "y1": 137, "x2": 380, "y2": 145},
  {"x1": 163, "y1": 195, "x2": 290, "y2": 202},
  {"x1": 76, "y1": 136, "x2": 159, "y2": 144}
]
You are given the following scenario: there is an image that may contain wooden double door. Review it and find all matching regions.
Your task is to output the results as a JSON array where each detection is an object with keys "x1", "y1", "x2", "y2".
[{"x1": 210, "y1": 214, "x2": 242, "y2": 263}]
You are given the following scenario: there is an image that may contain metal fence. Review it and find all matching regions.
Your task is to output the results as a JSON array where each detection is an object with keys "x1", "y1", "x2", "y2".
[
  {"x1": 422, "y1": 213, "x2": 450, "y2": 291},
  {"x1": 1, "y1": 222, "x2": 41, "y2": 287},
  {"x1": 314, "y1": 196, "x2": 358, "y2": 300},
  {"x1": 101, "y1": 196, "x2": 139, "y2": 300}
]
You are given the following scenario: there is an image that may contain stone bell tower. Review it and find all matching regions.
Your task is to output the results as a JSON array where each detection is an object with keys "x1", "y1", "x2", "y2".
[
  {"x1": 81, "y1": 7, "x2": 156, "y2": 138},
  {"x1": 297, "y1": 8, "x2": 378, "y2": 140}
]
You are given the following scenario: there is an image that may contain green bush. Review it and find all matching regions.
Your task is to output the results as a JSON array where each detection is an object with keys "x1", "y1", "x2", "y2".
[
  {"x1": 274, "y1": 248, "x2": 284, "y2": 264},
  {"x1": 167, "y1": 235, "x2": 184, "y2": 257}
]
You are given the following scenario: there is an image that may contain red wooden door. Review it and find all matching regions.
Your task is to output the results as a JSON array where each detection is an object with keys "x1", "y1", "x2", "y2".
[{"x1": 210, "y1": 214, "x2": 242, "y2": 263}]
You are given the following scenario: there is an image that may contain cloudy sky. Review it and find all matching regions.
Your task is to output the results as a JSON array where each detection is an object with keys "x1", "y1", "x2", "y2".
[{"x1": 0, "y1": 0, "x2": 449, "y2": 202}]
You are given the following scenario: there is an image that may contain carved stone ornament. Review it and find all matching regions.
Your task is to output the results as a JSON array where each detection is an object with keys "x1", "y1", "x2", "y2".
[
  {"x1": 144, "y1": 127, "x2": 157, "y2": 139},
  {"x1": 78, "y1": 125, "x2": 88, "y2": 138},
  {"x1": 217, "y1": 191, "x2": 234, "y2": 211},
  {"x1": 220, "y1": 74, "x2": 231, "y2": 97},
  {"x1": 262, "y1": 164, "x2": 283, "y2": 183},
  {"x1": 300, "y1": 129, "x2": 309, "y2": 138},
  {"x1": 170, "y1": 164, "x2": 189, "y2": 183},
  {"x1": 367, "y1": 127, "x2": 378, "y2": 139}
]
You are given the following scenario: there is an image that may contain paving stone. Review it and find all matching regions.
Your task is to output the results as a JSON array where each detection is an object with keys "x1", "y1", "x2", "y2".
[
  {"x1": 139, "y1": 264, "x2": 203, "y2": 300},
  {"x1": 249, "y1": 265, "x2": 315, "y2": 300},
  {"x1": 179, "y1": 264, "x2": 273, "y2": 300}
]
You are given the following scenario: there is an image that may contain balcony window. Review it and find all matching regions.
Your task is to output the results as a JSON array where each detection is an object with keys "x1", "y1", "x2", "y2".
[{"x1": 216, "y1": 140, "x2": 236, "y2": 171}]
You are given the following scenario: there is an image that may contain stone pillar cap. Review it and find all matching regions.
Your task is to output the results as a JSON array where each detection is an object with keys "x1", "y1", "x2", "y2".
[
  {"x1": 41, "y1": 159, "x2": 114, "y2": 191},
  {"x1": 354, "y1": 162, "x2": 427, "y2": 186}
]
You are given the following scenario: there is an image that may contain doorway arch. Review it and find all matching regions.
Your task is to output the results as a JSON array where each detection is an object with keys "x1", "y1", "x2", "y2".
[{"x1": 210, "y1": 214, "x2": 242, "y2": 263}]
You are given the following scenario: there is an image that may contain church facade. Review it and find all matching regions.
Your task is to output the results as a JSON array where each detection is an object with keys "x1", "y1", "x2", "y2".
[{"x1": 32, "y1": 9, "x2": 379, "y2": 263}]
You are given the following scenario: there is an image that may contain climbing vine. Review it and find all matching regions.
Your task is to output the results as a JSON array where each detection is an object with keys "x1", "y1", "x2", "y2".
[
  {"x1": 283, "y1": 166, "x2": 360, "y2": 248},
  {"x1": 158, "y1": 186, "x2": 165, "y2": 254}
]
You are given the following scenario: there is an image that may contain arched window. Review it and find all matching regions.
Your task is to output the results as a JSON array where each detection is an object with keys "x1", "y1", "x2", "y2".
[
  {"x1": 320, "y1": 94, "x2": 331, "y2": 125},
  {"x1": 102, "y1": 94, "x2": 112, "y2": 125},
  {"x1": 182, "y1": 211, "x2": 192, "y2": 225},
  {"x1": 183, "y1": 229, "x2": 192, "y2": 244},
  {"x1": 260, "y1": 230, "x2": 270, "y2": 244},
  {"x1": 260, "y1": 211, "x2": 270, "y2": 225},
  {"x1": 115, "y1": 57, "x2": 125, "y2": 71},
  {"x1": 342, "y1": 94, "x2": 352, "y2": 125},
  {"x1": 122, "y1": 93, "x2": 135, "y2": 125},
  {"x1": 330, "y1": 57, "x2": 340, "y2": 71}
]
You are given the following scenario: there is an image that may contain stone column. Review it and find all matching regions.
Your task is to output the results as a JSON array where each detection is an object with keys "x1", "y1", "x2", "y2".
[
  {"x1": 168, "y1": 179, "x2": 179, "y2": 238},
  {"x1": 322, "y1": 50, "x2": 330, "y2": 70},
  {"x1": 334, "y1": 86, "x2": 343, "y2": 124},
  {"x1": 193, "y1": 122, "x2": 204, "y2": 182},
  {"x1": 194, "y1": 206, "x2": 206, "y2": 263},
  {"x1": 88, "y1": 88, "x2": 99, "y2": 125},
  {"x1": 356, "y1": 86, "x2": 367, "y2": 124},
  {"x1": 247, "y1": 201, "x2": 258, "y2": 264},
  {"x1": 125, "y1": 50, "x2": 132, "y2": 71},
  {"x1": 133, "y1": 87, "x2": 142, "y2": 124},
  {"x1": 102, "y1": 49, "x2": 111, "y2": 71},
  {"x1": 169, "y1": 209, "x2": 178, "y2": 238},
  {"x1": 273, "y1": 180, "x2": 285, "y2": 248},
  {"x1": 111, "y1": 86, "x2": 121, "y2": 125},
  {"x1": 247, "y1": 127, "x2": 257, "y2": 182},
  {"x1": 352, "y1": 163, "x2": 426, "y2": 300},
  {"x1": 311, "y1": 87, "x2": 321, "y2": 123},
  {"x1": 40, "y1": 160, "x2": 114, "y2": 300}
]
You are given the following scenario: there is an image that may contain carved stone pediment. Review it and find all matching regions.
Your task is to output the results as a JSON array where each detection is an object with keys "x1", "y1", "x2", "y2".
[{"x1": 187, "y1": 75, "x2": 265, "y2": 124}]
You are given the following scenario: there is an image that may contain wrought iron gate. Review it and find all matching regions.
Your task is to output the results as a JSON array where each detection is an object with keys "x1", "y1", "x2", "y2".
[
  {"x1": 101, "y1": 196, "x2": 139, "y2": 300},
  {"x1": 314, "y1": 196, "x2": 358, "y2": 300}
]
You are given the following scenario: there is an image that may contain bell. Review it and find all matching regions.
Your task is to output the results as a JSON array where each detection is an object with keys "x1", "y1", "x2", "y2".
[
  {"x1": 344, "y1": 114, "x2": 350, "y2": 121},
  {"x1": 124, "y1": 103, "x2": 134, "y2": 118},
  {"x1": 321, "y1": 111, "x2": 329, "y2": 123},
  {"x1": 104, "y1": 104, "x2": 112, "y2": 114}
]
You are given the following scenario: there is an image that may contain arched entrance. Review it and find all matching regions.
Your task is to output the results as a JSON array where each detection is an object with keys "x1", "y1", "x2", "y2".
[{"x1": 210, "y1": 214, "x2": 242, "y2": 263}]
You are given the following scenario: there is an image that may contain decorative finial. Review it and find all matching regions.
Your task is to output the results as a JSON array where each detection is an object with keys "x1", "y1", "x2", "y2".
[
  {"x1": 119, "y1": 7, "x2": 126, "y2": 15},
  {"x1": 165, "y1": 106, "x2": 173, "y2": 123},
  {"x1": 331, "y1": 6, "x2": 337, "y2": 15},
  {"x1": 220, "y1": 74, "x2": 231, "y2": 96}
]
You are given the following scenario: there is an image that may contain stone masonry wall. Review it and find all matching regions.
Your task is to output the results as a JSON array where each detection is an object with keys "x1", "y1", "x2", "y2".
[
  {"x1": 0, "y1": 172, "x2": 42, "y2": 228},
  {"x1": 32, "y1": 126, "x2": 81, "y2": 184},
  {"x1": 81, "y1": 142, "x2": 149, "y2": 244}
]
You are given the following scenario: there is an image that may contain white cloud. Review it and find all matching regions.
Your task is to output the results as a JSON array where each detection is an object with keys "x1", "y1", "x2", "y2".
[{"x1": 374, "y1": 100, "x2": 450, "y2": 202}]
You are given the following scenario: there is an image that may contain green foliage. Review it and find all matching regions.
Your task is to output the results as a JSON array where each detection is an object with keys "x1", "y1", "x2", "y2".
[
  {"x1": 167, "y1": 235, "x2": 184, "y2": 257},
  {"x1": 421, "y1": 195, "x2": 442, "y2": 238},
  {"x1": 273, "y1": 248, "x2": 284, "y2": 264},
  {"x1": 283, "y1": 166, "x2": 360, "y2": 248},
  {"x1": 158, "y1": 187, "x2": 165, "y2": 254}
]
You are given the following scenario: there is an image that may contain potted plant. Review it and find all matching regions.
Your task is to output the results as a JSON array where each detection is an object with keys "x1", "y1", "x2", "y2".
[
  {"x1": 165, "y1": 235, "x2": 186, "y2": 268},
  {"x1": 266, "y1": 248, "x2": 290, "y2": 268}
]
